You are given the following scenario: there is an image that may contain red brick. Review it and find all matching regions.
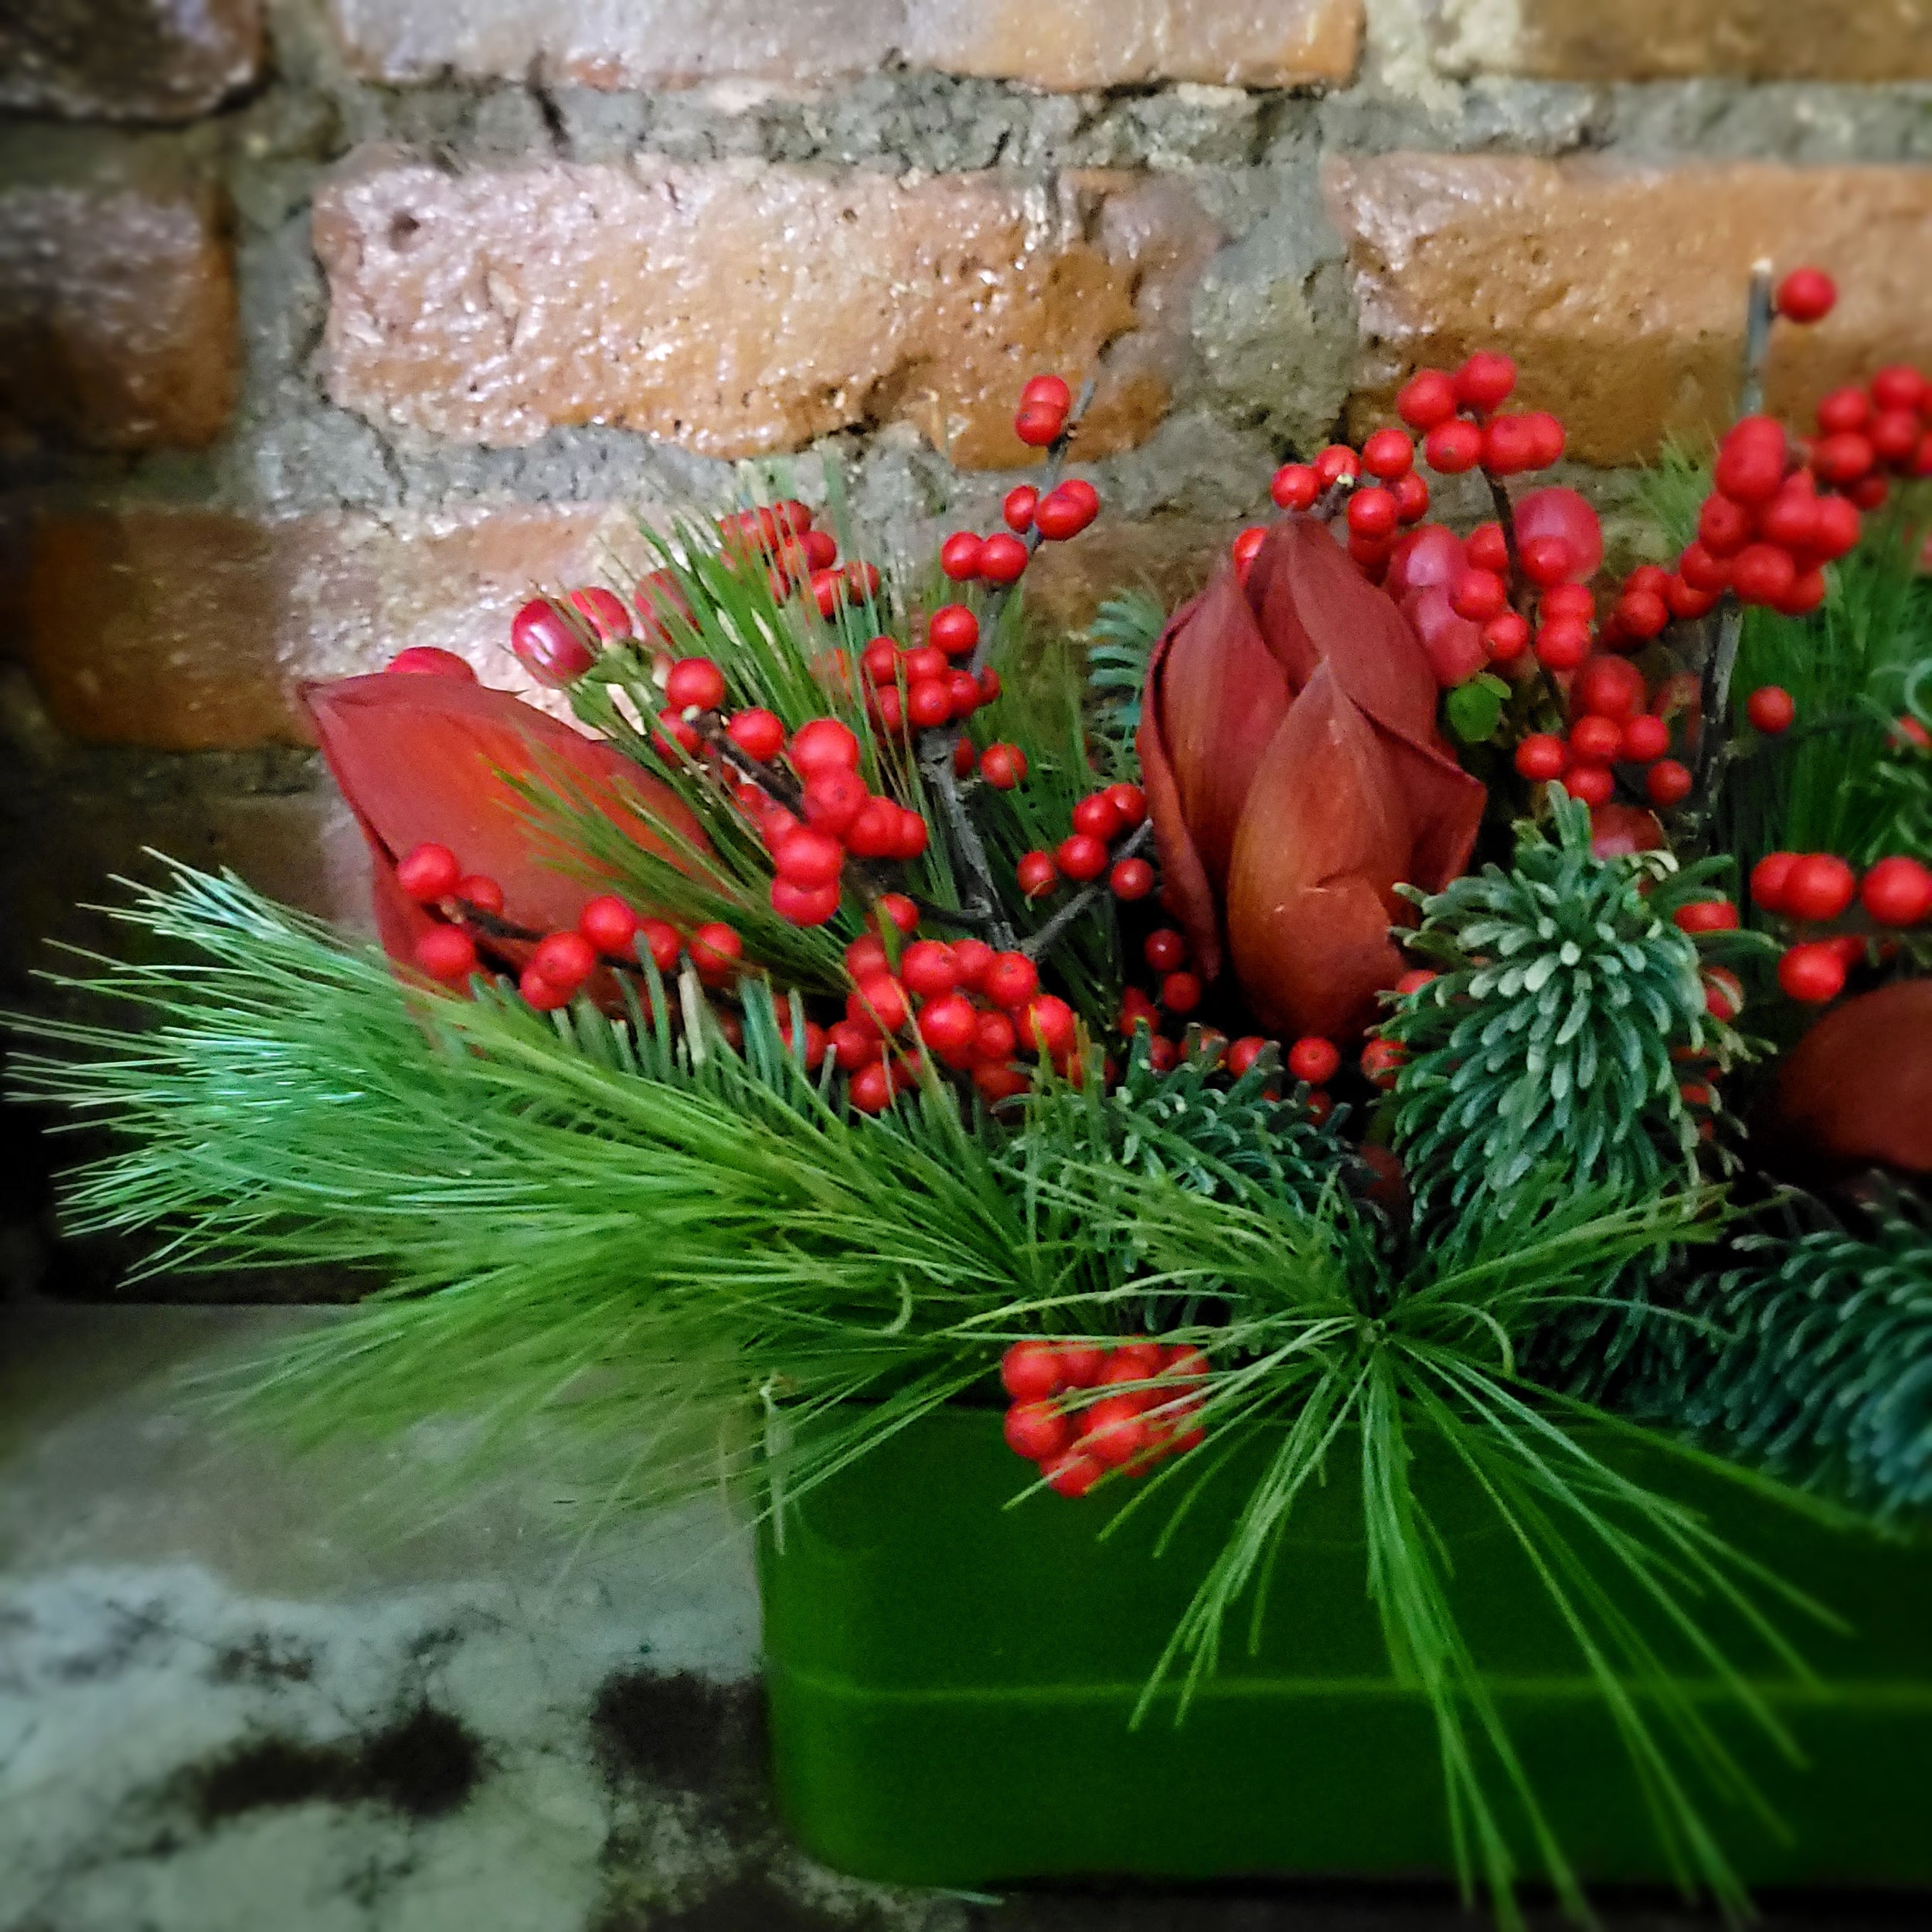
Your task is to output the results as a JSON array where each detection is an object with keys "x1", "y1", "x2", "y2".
[
  {"x1": 1325, "y1": 155, "x2": 1932, "y2": 465},
  {"x1": 0, "y1": 0, "x2": 264, "y2": 121},
  {"x1": 0, "y1": 178, "x2": 237, "y2": 452},
  {"x1": 23, "y1": 505, "x2": 654, "y2": 751},
  {"x1": 1433, "y1": 0, "x2": 1932, "y2": 82},
  {"x1": 328, "y1": 0, "x2": 1360, "y2": 91},
  {"x1": 313, "y1": 155, "x2": 1215, "y2": 470}
]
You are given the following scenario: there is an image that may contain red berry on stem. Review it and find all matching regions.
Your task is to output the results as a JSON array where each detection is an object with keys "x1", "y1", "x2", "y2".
[
  {"x1": 900, "y1": 940, "x2": 958, "y2": 998},
  {"x1": 1535, "y1": 620, "x2": 1591, "y2": 672},
  {"x1": 978, "y1": 533, "x2": 1029, "y2": 586},
  {"x1": 1016, "y1": 850, "x2": 1060, "y2": 898},
  {"x1": 1675, "y1": 899, "x2": 1740, "y2": 934},
  {"x1": 1776, "y1": 267, "x2": 1836, "y2": 323},
  {"x1": 1745, "y1": 685, "x2": 1795, "y2": 734},
  {"x1": 1698, "y1": 495, "x2": 1754, "y2": 555},
  {"x1": 457, "y1": 874, "x2": 504, "y2": 916},
  {"x1": 1144, "y1": 929, "x2": 1187, "y2": 973},
  {"x1": 386, "y1": 645, "x2": 476, "y2": 680},
  {"x1": 1730, "y1": 544, "x2": 1797, "y2": 607},
  {"x1": 978, "y1": 743, "x2": 1027, "y2": 790},
  {"x1": 1360, "y1": 1037, "x2": 1404, "y2": 1089},
  {"x1": 1484, "y1": 612, "x2": 1530, "y2": 662},
  {"x1": 918, "y1": 992, "x2": 979, "y2": 1064},
  {"x1": 1161, "y1": 971, "x2": 1202, "y2": 1015},
  {"x1": 1784, "y1": 853, "x2": 1856, "y2": 922},
  {"x1": 1346, "y1": 486, "x2": 1399, "y2": 539},
  {"x1": 1392, "y1": 471, "x2": 1431, "y2": 522},
  {"x1": 848, "y1": 975, "x2": 910, "y2": 1039},
  {"x1": 520, "y1": 968, "x2": 568, "y2": 1012},
  {"x1": 1015, "y1": 403, "x2": 1064, "y2": 447},
  {"x1": 1002, "y1": 486, "x2": 1038, "y2": 533},
  {"x1": 1564, "y1": 762, "x2": 1615, "y2": 808},
  {"x1": 1645, "y1": 759, "x2": 1693, "y2": 809},
  {"x1": 726, "y1": 707, "x2": 785, "y2": 762},
  {"x1": 1312, "y1": 444, "x2": 1361, "y2": 488},
  {"x1": 1397, "y1": 369, "x2": 1459, "y2": 430},
  {"x1": 1270, "y1": 463, "x2": 1319, "y2": 511},
  {"x1": 1575, "y1": 655, "x2": 1645, "y2": 719},
  {"x1": 849, "y1": 1061, "x2": 895, "y2": 1113},
  {"x1": 1004, "y1": 1400, "x2": 1069, "y2": 1461},
  {"x1": 1714, "y1": 419, "x2": 1787, "y2": 504},
  {"x1": 1570, "y1": 715, "x2": 1623, "y2": 764},
  {"x1": 1423, "y1": 419, "x2": 1484, "y2": 473},
  {"x1": 802, "y1": 770, "x2": 867, "y2": 838},
  {"x1": 984, "y1": 951, "x2": 1039, "y2": 1011},
  {"x1": 1778, "y1": 941, "x2": 1845, "y2": 1004},
  {"x1": 1514, "y1": 734, "x2": 1568, "y2": 783},
  {"x1": 413, "y1": 927, "x2": 478, "y2": 984},
  {"x1": 532, "y1": 930, "x2": 597, "y2": 995},
  {"x1": 1466, "y1": 523, "x2": 1509, "y2": 573},
  {"x1": 1287, "y1": 1036, "x2": 1340, "y2": 1084},
  {"x1": 689, "y1": 923, "x2": 743, "y2": 985},
  {"x1": 928, "y1": 604, "x2": 979, "y2": 656},
  {"x1": 1454, "y1": 351, "x2": 1516, "y2": 409},
  {"x1": 1621, "y1": 714, "x2": 1670, "y2": 762},
  {"x1": 1110, "y1": 857, "x2": 1155, "y2": 900},
  {"x1": 940, "y1": 532, "x2": 985, "y2": 581},
  {"x1": 771, "y1": 878, "x2": 841, "y2": 926},
  {"x1": 665, "y1": 656, "x2": 726, "y2": 712},
  {"x1": 1018, "y1": 995, "x2": 1077, "y2": 1058},
  {"x1": 1817, "y1": 386, "x2": 1871, "y2": 435},
  {"x1": 1860, "y1": 855, "x2": 1932, "y2": 927},
  {"x1": 1750, "y1": 852, "x2": 1800, "y2": 913},
  {"x1": 774, "y1": 827, "x2": 845, "y2": 890},
  {"x1": 1815, "y1": 432, "x2": 1876, "y2": 487},
  {"x1": 580, "y1": 895, "x2": 641, "y2": 955},
  {"x1": 397, "y1": 842, "x2": 461, "y2": 903},
  {"x1": 1362, "y1": 427, "x2": 1415, "y2": 480},
  {"x1": 907, "y1": 679, "x2": 952, "y2": 729},
  {"x1": 1043, "y1": 1447, "x2": 1101, "y2": 1497},
  {"x1": 1449, "y1": 568, "x2": 1507, "y2": 621},
  {"x1": 510, "y1": 597, "x2": 595, "y2": 685},
  {"x1": 1056, "y1": 833, "x2": 1108, "y2": 883},
  {"x1": 636, "y1": 919, "x2": 681, "y2": 972},
  {"x1": 789, "y1": 717, "x2": 860, "y2": 775},
  {"x1": 1226, "y1": 1036, "x2": 1269, "y2": 1078},
  {"x1": 1070, "y1": 793, "x2": 1124, "y2": 842},
  {"x1": 1103, "y1": 782, "x2": 1146, "y2": 827}
]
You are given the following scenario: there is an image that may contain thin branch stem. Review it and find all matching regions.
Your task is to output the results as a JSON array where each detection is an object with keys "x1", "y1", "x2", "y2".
[
  {"x1": 1737, "y1": 258, "x2": 1777, "y2": 420},
  {"x1": 1021, "y1": 820, "x2": 1151, "y2": 961},
  {"x1": 919, "y1": 743, "x2": 1016, "y2": 948}
]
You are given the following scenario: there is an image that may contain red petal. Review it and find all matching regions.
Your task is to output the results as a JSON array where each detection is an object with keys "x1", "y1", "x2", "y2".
[
  {"x1": 1756, "y1": 980, "x2": 1932, "y2": 1181},
  {"x1": 304, "y1": 675, "x2": 710, "y2": 958},
  {"x1": 1223, "y1": 666, "x2": 1414, "y2": 1040}
]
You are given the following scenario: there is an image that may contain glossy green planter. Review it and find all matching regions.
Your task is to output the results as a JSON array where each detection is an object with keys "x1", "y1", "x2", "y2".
[{"x1": 757, "y1": 1408, "x2": 1932, "y2": 1889}]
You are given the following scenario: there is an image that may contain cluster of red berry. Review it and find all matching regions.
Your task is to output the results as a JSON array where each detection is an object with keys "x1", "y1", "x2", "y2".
[
  {"x1": 1015, "y1": 782, "x2": 1153, "y2": 900},
  {"x1": 828, "y1": 922, "x2": 1076, "y2": 1111},
  {"x1": 1750, "y1": 850, "x2": 1932, "y2": 1003},
  {"x1": 1509, "y1": 655, "x2": 1702, "y2": 811},
  {"x1": 855, "y1": 615, "x2": 997, "y2": 735},
  {"x1": 998, "y1": 1338, "x2": 1207, "y2": 1498},
  {"x1": 396, "y1": 838, "x2": 746, "y2": 1010}
]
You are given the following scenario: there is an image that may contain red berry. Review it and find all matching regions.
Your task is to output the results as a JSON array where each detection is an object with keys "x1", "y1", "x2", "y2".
[
  {"x1": 637, "y1": 919, "x2": 681, "y2": 972},
  {"x1": 1815, "y1": 432, "x2": 1876, "y2": 488},
  {"x1": 1564, "y1": 762, "x2": 1615, "y2": 808},
  {"x1": 532, "y1": 929, "x2": 597, "y2": 995},
  {"x1": 1346, "y1": 486, "x2": 1400, "y2": 539},
  {"x1": 1144, "y1": 929, "x2": 1187, "y2": 973},
  {"x1": 789, "y1": 716, "x2": 860, "y2": 775},
  {"x1": 386, "y1": 645, "x2": 477, "y2": 680},
  {"x1": 519, "y1": 968, "x2": 568, "y2": 1012},
  {"x1": 1004, "y1": 1399, "x2": 1069, "y2": 1461},
  {"x1": 726, "y1": 707, "x2": 785, "y2": 762},
  {"x1": 774, "y1": 827, "x2": 845, "y2": 890},
  {"x1": 1714, "y1": 420, "x2": 1787, "y2": 505},
  {"x1": 1645, "y1": 759, "x2": 1692, "y2": 809},
  {"x1": 946, "y1": 669, "x2": 981, "y2": 718},
  {"x1": 1313, "y1": 444, "x2": 1361, "y2": 488},
  {"x1": 907, "y1": 678, "x2": 952, "y2": 729},
  {"x1": 1860, "y1": 855, "x2": 1932, "y2": 927},
  {"x1": 655, "y1": 709, "x2": 701, "y2": 757},
  {"x1": 1481, "y1": 413, "x2": 1539, "y2": 477},
  {"x1": 1811, "y1": 495, "x2": 1862, "y2": 560},
  {"x1": 457, "y1": 874, "x2": 505, "y2": 916},
  {"x1": 1360, "y1": 1037, "x2": 1405, "y2": 1089},
  {"x1": 1079, "y1": 1396, "x2": 1148, "y2": 1468},
  {"x1": 983, "y1": 951, "x2": 1039, "y2": 1011},
  {"x1": 665, "y1": 655, "x2": 726, "y2": 712},
  {"x1": 1675, "y1": 899, "x2": 1740, "y2": 934},
  {"x1": 1449, "y1": 568, "x2": 1507, "y2": 621},
  {"x1": 1110, "y1": 857, "x2": 1155, "y2": 900},
  {"x1": 1817, "y1": 386, "x2": 1871, "y2": 435},
  {"x1": 1016, "y1": 850, "x2": 1060, "y2": 898},
  {"x1": 1620, "y1": 713, "x2": 1670, "y2": 762},
  {"x1": 510, "y1": 597, "x2": 596, "y2": 685},
  {"x1": 1232, "y1": 526, "x2": 1268, "y2": 577},
  {"x1": 918, "y1": 992, "x2": 979, "y2": 1063},
  {"x1": 953, "y1": 939, "x2": 994, "y2": 991},
  {"x1": 1056, "y1": 833, "x2": 1107, "y2": 882},
  {"x1": 1397, "y1": 369, "x2": 1459, "y2": 430},
  {"x1": 979, "y1": 533, "x2": 1029, "y2": 586},
  {"x1": 1872, "y1": 364, "x2": 1927, "y2": 412},
  {"x1": 892, "y1": 808, "x2": 929, "y2": 862},
  {"x1": 1698, "y1": 495, "x2": 1755, "y2": 556},
  {"x1": 1226, "y1": 1036, "x2": 1270, "y2": 1078},
  {"x1": 413, "y1": 927, "x2": 478, "y2": 984},
  {"x1": 1535, "y1": 621, "x2": 1591, "y2": 672},
  {"x1": 1575, "y1": 655, "x2": 1645, "y2": 720},
  {"x1": 1775, "y1": 267, "x2": 1836, "y2": 324},
  {"x1": 1569, "y1": 715, "x2": 1623, "y2": 764},
  {"x1": 579, "y1": 894, "x2": 641, "y2": 955},
  {"x1": 1043, "y1": 1447, "x2": 1102, "y2": 1497},
  {"x1": 861, "y1": 638, "x2": 900, "y2": 688},
  {"x1": 1003, "y1": 486, "x2": 1039, "y2": 533},
  {"x1": 1773, "y1": 568, "x2": 1828, "y2": 617},
  {"x1": 903, "y1": 645, "x2": 947, "y2": 685},
  {"x1": 1454, "y1": 351, "x2": 1516, "y2": 410},
  {"x1": 1750, "y1": 852, "x2": 1800, "y2": 913},
  {"x1": 974, "y1": 1010, "x2": 1016, "y2": 1062},
  {"x1": 1034, "y1": 485, "x2": 1097, "y2": 541},
  {"x1": 1018, "y1": 995, "x2": 1077, "y2": 1057},
  {"x1": 1015, "y1": 403, "x2": 1064, "y2": 447},
  {"x1": 1483, "y1": 611, "x2": 1530, "y2": 662},
  {"x1": 848, "y1": 975, "x2": 910, "y2": 1039},
  {"x1": 1103, "y1": 782, "x2": 1147, "y2": 827},
  {"x1": 1287, "y1": 1036, "x2": 1340, "y2": 1084},
  {"x1": 1520, "y1": 536, "x2": 1574, "y2": 587},
  {"x1": 1728, "y1": 544, "x2": 1796, "y2": 607},
  {"x1": 689, "y1": 923, "x2": 743, "y2": 985},
  {"x1": 802, "y1": 770, "x2": 867, "y2": 838},
  {"x1": 1702, "y1": 967, "x2": 1745, "y2": 1023},
  {"x1": 397, "y1": 842, "x2": 461, "y2": 903},
  {"x1": 1777, "y1": 941, "x2": 1845, "y2": 1005},
  {"x1": 1270, "y1": 463, "x2": 1319, "y2": 510},
  {"x1": 1362, "y1": 427, "x2": 1415, "y2": 480},
  {"x1": 849, "y1": 1061, "x2": 896, "y2": 1113},
  {"x1": 843, "y1": 798, "x2": 900, "y2": 859},
  {"x1": 1744, "y1": 685, "x2": 1795, "y2": 734},
  {"x1": 940, "y1": 532, "x2": 985, "y2": 580},
  {"x1": 1784, "y1": 853, "x2": 1856, "y2": 922},
  {"x1": 978, "y1": 743, "x2": 1027, "y2": 790},
  {"x1": 1392, "y1": 471, "x2": 1431, "y2": 523},
  {"x1": 1423, "y1": 419, "x2": 1484, "y2": 474},
  {"x1": 1070, "y1": 794, "x2": 1124, "y2": 842},
  {"x1": 868, "y1": 686, "x2": 904, "y2": 733},
  {"x1": 928, "y1": 604, "x2": 979, "y2": 656},
  {"x1": 900, "y1": 940, "x2": 958, "y2": 999},
  {"x1": 1514, "y1": 734, "x2": 1568, "y2": 783},
  {"x1": 1614, "y1": 588, "x2": 1668, "y2": 639},
  {"x1": 1021, "y1": 373, "x2": 1073, "y2": 415},
  {"x1": 1160, "y1": 971, "x2": 1202, "y2": 1015},
  {"x1": 770, "y1": 878, "x2": 841, "y2": 926},
  {"x1": 1872, "y1": 409, "x2": 1920, "y2": 464},
  {"x1": 828, "y1": 1018, "x2": 881, "y2": 1071}
]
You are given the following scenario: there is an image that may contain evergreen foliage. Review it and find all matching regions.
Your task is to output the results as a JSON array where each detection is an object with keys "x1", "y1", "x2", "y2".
[
  {"x1": 1084, "y1": 590, "x2": 1167, "y2": 770},
  {"x1": 1632, "y1": 1189, "x2": 1932, "y2": 1520}
]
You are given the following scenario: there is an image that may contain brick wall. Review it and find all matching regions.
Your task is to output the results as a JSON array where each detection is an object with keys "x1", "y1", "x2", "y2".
[{"x1": 5, "y1": 0, "x2": 1932, "y2": 980}]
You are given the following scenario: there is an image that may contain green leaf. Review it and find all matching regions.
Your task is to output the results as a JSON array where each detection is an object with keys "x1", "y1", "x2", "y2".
[{"x1": 1446, "y1": 677, "x2": 1506, "y2": 744}]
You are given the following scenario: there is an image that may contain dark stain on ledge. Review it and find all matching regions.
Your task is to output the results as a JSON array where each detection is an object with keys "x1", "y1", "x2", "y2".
[
  {"x1": 183, "y1": 1701, "x2": 485, "y2": 1827},
  {"x1": 589, "y1": 1669, "x2": 768, "y2": 1803}
]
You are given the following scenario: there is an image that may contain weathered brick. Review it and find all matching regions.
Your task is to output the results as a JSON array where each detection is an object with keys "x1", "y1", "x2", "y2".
[
  {"x1": 328, "y1": 0, "x2": 1361, "y2": 92},
  {"x1": 0, "y1": 0, "x2": 264, "y2": 121},
  {"x1": 1431, "y1": 0, "x2": 1932, "y2": 83},
  {"x1": 22, "y1": 505, "x2": 654, "y2": 752},
  {"x1": 1326, "y1": 156, "x2": 1932, "y2": 466},
  {"x1": 313, "y1": 155, "x2": 1214, "y2": 469},
  {"x1": 1025, "y1": 517, "x2": 1225, "y2": 631},
  {"x1": 0, "y1": 176, "x2": 238, "y2": 451}
]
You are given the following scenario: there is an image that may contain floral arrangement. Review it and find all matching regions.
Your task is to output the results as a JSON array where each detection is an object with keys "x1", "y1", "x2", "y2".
[{"x1": 15, "y1": 269, "x2": 1932, "y2": 1922}]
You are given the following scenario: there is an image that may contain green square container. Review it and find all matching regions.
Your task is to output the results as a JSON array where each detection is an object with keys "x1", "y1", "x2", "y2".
[{"x1": 757, "y1": 1408, "x2": 1932, "y2": 1889}]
